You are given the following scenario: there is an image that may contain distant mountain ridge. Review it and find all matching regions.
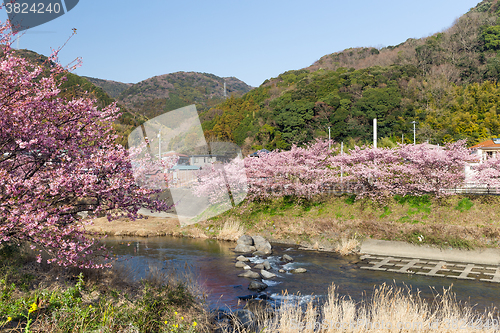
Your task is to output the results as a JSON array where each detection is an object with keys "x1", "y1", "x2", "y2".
[
  {"x1": 115, "y1": 71, "x2": 253, "y2": 119},
  {"x1": 86, "y1": 71, "x2": 253, "y2": 120},
  {"x1": 82, "y1": 77, "x2": 133, "y2": 99}
]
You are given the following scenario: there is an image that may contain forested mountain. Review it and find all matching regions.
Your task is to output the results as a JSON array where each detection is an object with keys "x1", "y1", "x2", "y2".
[
  {"x1": 114, "y1": 72, "x2": 253, "y2": 119},
  {"x1": 82, "y1": 76, "x2": 132, "y2": 98},
  {"x1": 200, "y1": 0, "x2": 500, "y2": 155}
]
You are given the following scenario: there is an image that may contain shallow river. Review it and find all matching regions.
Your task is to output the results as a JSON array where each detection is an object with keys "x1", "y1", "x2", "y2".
[{"x1": 103, "y1": 236, "x2": 500, "y2": 313}]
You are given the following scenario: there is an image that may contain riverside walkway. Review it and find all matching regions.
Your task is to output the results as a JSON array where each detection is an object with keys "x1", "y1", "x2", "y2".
[{"x1": 359, "y1": 239, "x2": 500, "y2": 283}]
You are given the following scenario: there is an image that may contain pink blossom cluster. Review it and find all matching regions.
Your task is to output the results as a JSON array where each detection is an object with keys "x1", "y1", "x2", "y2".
[
  {"x1": 0, "y1": 23, "x2": 172, "y2": 268},
  {"x1": 244, "y1": 139, "x2": 336, "y2": 200},
  {"x1": 192, "y1": 139, "x2": 337, "y2": 203},
  {"x1": 330, "y1": 141, "x2": 471, "y2": 200},
  {"x1": 194, "y1": 139, "x2": 480, "y2": 204},
  {"x1": 469, "y1": 156, "x2": 500, "y2": 189}
]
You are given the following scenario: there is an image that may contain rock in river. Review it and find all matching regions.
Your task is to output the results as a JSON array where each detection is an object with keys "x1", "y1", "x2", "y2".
[
  {"x1": 290, "y1": 268, "x2": 307, "y2": 274},
  {"x1": 252, "y1": 235, "x2": 272, "y2": 255},
  {"x1": 282, "y1": 254, "x2": 294, "y2": 262},
  {"x1": 233, "y1": 309, "x2": 256, "y2": 330},
  {"x1": 260, "y1": 269, "x2": 276, "y2": 279},
  {"x1": 234, "y1": 244, "x2": 256, "y2": 253},
  {"x1": 236, "y1": 255, "x2": 250, "y2": 262},
  {"x1": 237, "y1": 235, "x2": 254, "y2": 246},
  {"x1": 248, "y1": 280, "x2": 268, "y2": 291},
  {"x1": 238, "y1": 270, "x2": 261, "y2": 279},
  {"x1": 235, "y1": 261, "x2": 247, "y2": 268}
]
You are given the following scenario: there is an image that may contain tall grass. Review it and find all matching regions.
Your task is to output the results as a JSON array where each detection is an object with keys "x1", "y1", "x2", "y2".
[
  {"x1": 261, "y1": 283, "x2": 499, "y2": 332},
  {"x1": 217, "y1": 219, "x2": 245, "y2": 241},
  {"x1": 335, "y1": 237, "x2": 360, "y2": 256}
]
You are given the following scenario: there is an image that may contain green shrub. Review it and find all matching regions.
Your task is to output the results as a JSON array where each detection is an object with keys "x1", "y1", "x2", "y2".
[{"x1": 455, "y1": 197, "x2": 474, "y2": 212}]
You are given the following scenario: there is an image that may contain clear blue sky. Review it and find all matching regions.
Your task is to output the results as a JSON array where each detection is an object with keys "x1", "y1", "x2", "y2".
[{"x1": 0, "y1": 0, "x2": 483, "y2": 87}]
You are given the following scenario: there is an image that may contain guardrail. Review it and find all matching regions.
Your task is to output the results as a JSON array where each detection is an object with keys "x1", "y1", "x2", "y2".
[{"x1": 442, "y1": 183, "x2": 500, "y2": 195}]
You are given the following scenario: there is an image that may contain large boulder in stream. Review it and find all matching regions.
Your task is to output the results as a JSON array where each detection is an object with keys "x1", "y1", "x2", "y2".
[
  {"x1": 248, "y1": 280, "x2": 268, "y2": 291},
  {"x1": 234, "y1": 244, "x2": 256, "y2": 253},
  {"x1": 237, "y1": 235, "x2": 254, "y2": 246},
  {"x1": 252, "y1": 236, "x2": 272, "y2": 255}
]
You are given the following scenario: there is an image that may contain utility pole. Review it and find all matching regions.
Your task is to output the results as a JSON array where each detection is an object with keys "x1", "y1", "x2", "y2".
[
  {"x1": 157, "y1": 131, "x2": 161, "y2": 161},
  {"x1": 373, "y1": 118, "x2": 377, "y2": 149},
  {"x1": 411, "y1": 121, "x2": 417, "y2": 145},
  {"x1": 328, "y1": 126, "x2": 331, "y2": 150},
  {"x1": 340, "y1": 141, "x2": 344, "y2": 184}
]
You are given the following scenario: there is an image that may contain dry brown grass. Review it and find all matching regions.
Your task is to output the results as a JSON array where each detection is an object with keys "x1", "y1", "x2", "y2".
[
  {"x1": 261, "y1": 283, "x2": 499, "y2": 332},
  {"x1": 217, "y1": 219, "x2": 245, "y2": 241},
  {"x1": 335, "y1": 237, "x2": 360, "y2": 256}
]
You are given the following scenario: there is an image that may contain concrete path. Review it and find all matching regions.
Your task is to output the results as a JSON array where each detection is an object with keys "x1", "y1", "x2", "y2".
[
  {"x1": 360, "y1": 239, "x2": 500, "y2": 265},
  {"x1": 359, "y1": 239, "x2": 500, "y2": 283}
]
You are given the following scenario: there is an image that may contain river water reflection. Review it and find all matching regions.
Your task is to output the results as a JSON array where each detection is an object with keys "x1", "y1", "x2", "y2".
[{"x1": 103, "y1": 236, "x2": 500, "y2": 312}]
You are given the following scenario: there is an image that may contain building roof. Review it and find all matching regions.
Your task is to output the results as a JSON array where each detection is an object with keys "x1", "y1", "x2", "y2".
[
  {"x1": 189, "y1": 154, "x2": 227, "y2": 157},
  {"x1": 470, "y1": 139, "x2": 500, "y2": 149},
  {"x1": 169, "y1": 165, "x2": 201, "y2": 170},
  {"x1": 250, "y1": 149, "x2": 271, "y2": 157},
  {"x1": 162, "y1": 151, "x2": 189, "y2": 157}
]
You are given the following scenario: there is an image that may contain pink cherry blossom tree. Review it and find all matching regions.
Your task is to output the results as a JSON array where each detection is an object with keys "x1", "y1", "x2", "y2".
[
  {"x1": 469, "y1": 156, "x2": 500, "y2": 189},
  {"x1": 0, "y1": 23, "x2": 172, "y2": 268},
  {"x1": 193, "y1": 139, "x2": 336, "y2": 203},
  {"x1": 329, "y1": 141, "x2": 471, "y2": 200}
]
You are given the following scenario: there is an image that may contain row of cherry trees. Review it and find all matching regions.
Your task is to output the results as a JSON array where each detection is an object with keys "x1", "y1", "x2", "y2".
[{"x1": 193, "y1": 138, "x2": 500, "y2": 204}]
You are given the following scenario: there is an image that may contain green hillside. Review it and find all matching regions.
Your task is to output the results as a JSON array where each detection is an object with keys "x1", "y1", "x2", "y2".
[
  {"x1": 201, "y1": 0, "x2": 500, "y2": 155},
  {"x1": 83, "y1": 76, "x2": 132, "y2": 98},
  {"x1": 116, "y1": 71, "x2": 253, "y2": 120}
]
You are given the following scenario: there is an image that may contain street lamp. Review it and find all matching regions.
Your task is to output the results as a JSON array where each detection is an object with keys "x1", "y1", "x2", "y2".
[{"x1": 411, "y1": 121, "x2": 417, "y2": 145}]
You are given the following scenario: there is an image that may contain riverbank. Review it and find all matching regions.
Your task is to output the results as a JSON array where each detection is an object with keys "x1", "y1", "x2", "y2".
[
  {"x1": 0, "y1": 244, "x2": 209, "y2": 333},
  {"x1": 85, "y1": 194, "x2": 500, "y2": 254}
]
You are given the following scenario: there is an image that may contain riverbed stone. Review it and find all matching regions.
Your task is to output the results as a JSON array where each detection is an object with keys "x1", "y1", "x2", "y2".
[
  {"x1": 248, "y1": 280, "x2": 268, "y2": 291},
  {"x1": 282, "y1": 254, "x2": 294, "y2": 262},
  {"x1": 252, "y1": 251, "x2": 267, "y2": 257},
  {"x1": 290, "y1": 268, "x2": 307, "y2": 274},
  {"x1": 234, "y1": 244, "x2": 256, "y2": 253},
  {"x1": 252, "y1": 236, "x2": 272, "y2": 254},
  {"x1": 237, "y1": 235, "x2": 254, "y2": 246},
  {"x1": 260, "y1": 269, "x2": 276, "y2": 279},
  {"x1": 278, "y1": 269, "x2": 286, "y2": 273},
  {"x1": 254, "y1": 263, "x2": 265, "y2": 270},
  {"x1": 243, "y1": 265, "x2": 251, "y2": 270},
  {"x1": 233, "y1": 309, "x2": 256, "y2": 330},
  {"x1": 263, "y1": 260, "x2": 271, "y2": 270},
  {"x1": 238, "y1": 270, "x2": 260, "y2": 279},
  {"x1": 244, "y1": 299, "x2": 274, "y2": 320},
  {"x1": 235, "y1": 261, "x2": 247, "y2": 268},
  {"x1": 236, "y1": 255, "x2": 250, "y2": 262}
]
